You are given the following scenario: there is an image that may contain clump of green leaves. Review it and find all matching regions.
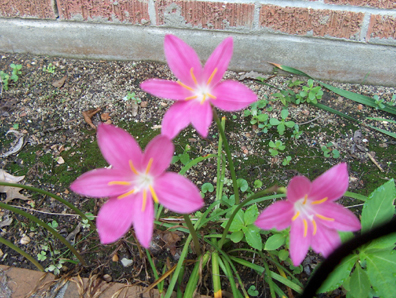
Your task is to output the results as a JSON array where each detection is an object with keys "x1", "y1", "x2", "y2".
[
  {"x1": 296, "y1": 79, "x2": 323, "y2": 104},
  {"x1": 200, "y1": 182, "x2": 214, "y2": 198},
  {"x1": 42, "y1": 63, "x2": 56, "y2": 73},
  {"x1": 282, "y1": 156, "x2": 292, "y2": 166},
  {"x1": 123, "y1": 91, "x2": 141, "y2": 103},
  {"x1": 373, "y1": 95, "x2": 385, "y2": 109},
  {"x1": 171, "y1": 144, "x2": 192, "y2": 165},
  {"x1": 269, "y1": 109, "x2": 295, "y2": 135},
  {"x1": 269, "y1": 140, "x2": 286, "y2": 156},
  {"x1": 321, "y1": 142, "x2": 340, "y2": 158},
  {"x1": 0, "y1": 63, "x2": 22, "y2": 91}
]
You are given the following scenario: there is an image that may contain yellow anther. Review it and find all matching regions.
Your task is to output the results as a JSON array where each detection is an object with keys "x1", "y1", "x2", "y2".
[
  {"x1": 315, "y1": 214, "x2": 335, "y2": 221},
  {"x1": 149, "y1": 185, "x2": 159, "y2": 203},
  {"x1": 312, "y1": 219, "x2": 317, "y2": 235},
  {"x1": 303, "y1": 194, "x2": 308, "y2": 204},
  {"x1": 117, "y1": 189, "x2": 135, "y2": 199},
  {"x1": 303, "y1": 219, "x2": 308, "y2": 237},
  {"x1": 200, "y1": 94, "x2": 206, "y2": 104},
  {"x1": 311, "y1": 197, "x2": 328, "y2": 205},
  {"x1": 207, "y1": 93, "x2": 216, "y2": 99},
  {"x1": 206, "y1": 68, "x2": 218, "y2": 85},
  {"x1": 129, "y1": 160, "x2": 138, "y2": 175},
  {"x1": 185, "y1": 95, "x2": 198, "y2": 100},
  {"x1": 108, "y1": 181, "x2": 131, "y2": 186},
  {"x1": 177, "y1": 81, "x2": 194, "y2": 92},
  {"x1": 292, "y1": 211, "x2": 300, "y2": 221},
  {"x1": 141, "y1": 189, "x2": 147, "y2": 211},
  {"x1": 145, "y1": 158, "x2": 153, "y2": 174},
  {"x1": 190, "y1": 68, "x2": 198, "y2": 85}
]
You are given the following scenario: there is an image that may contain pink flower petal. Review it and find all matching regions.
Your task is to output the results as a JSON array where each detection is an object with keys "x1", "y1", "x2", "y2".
[
  {"x1": 311, "y1": 223, "x2": 341, "y2": 257},
  {"x1": 287, "y1": 176, "x2": 311, "y2": 203},
  {"x1": 310, "y1": 163, "x2": 348, "y2": 202},
  {"x1": 155, "y1": 172, "x2": 203, "y2": 213},
  {"x1": 211, "y1": 81, "x2": 257, "y2": 111},
  {"x1": 70, "y1": 168, "x2": 133, "y2": 198},
  {"x1": 97, "y1": 124, "x2": 143, "y2": 171},
  {"x1": 255, "y1": 201, "x2": 294, "y2": 230},
  {"x1": 132, "y1": 191, "x2": 154, "y2": 248},
  {"x1": 140, "y1": 79, "x2": 190, "y2": 100},
  {"x1": 161, "y1": 101, "x2": 193, "y2": 139},
  {"x1": 314, "y1": 202, "x2": 361, "y2": 231},
  {"x1": 290, "y1": 218, "x2": 312, "y2": 266},
  {"x1": 96, "y1": 196, "x2": 135, "y2": 244},
  {"x1": 143, "y1": 135, "x2": 174, "y2": 176},
  {"x1": 190, "y1": 101, "x2": 213, "y2": 138},
  {"x1": 164, "y1": 34, "x2": 203, "y2": 86},
  {"x1": 203, "y1": 37, "x2": 233, "y2": 87}
]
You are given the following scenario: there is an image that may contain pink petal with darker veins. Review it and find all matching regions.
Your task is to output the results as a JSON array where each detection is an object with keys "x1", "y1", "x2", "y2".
[
  {"x1": 287, "y1": 176, "x2": 311, "y2": 203},
  {"x1": 310, "y1": 163, "x2": 349, "y2": 202},
  {"x1": 255, "y1": 201, "x2": 294, "y2": 230},
  {"x1": 161, "y1": 101, "x2": 193, "y2": 139},
  {"x1": 140, "y1": 79, "x2": 190, "y2": 100},
  {"x1": 132, "y1": 191, "x2": 155, "y2": 248},
  {"x1": 203, "y1": 37, "x2": 233, "y2": 86},
  {"x1": 70, "y1": 168, "x2": 132, "y2": 198},
  {"x1": 211, "y1": 81, "x2": 257, "y2": 111},
  {"x1": 290, "y1": 219, "x2": 312, "y2": 266},
  {"x1": 155, "y1": 172, "x2": 203, "y2": 214},
  {"x1": 143, "y1": 135, "x2": 174, "y2": 176},
  {"x1": 311, "y1": 223, "x2": 341, "y2": 257},
  {"x1": 97, "y1": 124, "x2": 143, "y2": 171},
  {"x1": 164, "y1": 34, "x2": 203, "y2": 86},
  {"x1": 190, "y1": 101, "x2": 213, "y2": 138},
  {"x1": 314, "y1": 202, "x2": 361, "y2": 231},
  {"x1": 97, "y1": 196, "x2": 135, "y2": 244}
]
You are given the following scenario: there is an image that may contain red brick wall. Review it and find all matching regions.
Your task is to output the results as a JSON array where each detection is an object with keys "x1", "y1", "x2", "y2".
[{"x1": 1, "y1": 0, "x2": 395, "y2": 44}]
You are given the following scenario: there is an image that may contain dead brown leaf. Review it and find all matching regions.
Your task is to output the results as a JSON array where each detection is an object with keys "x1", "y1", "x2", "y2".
[
  {"x1": 0, "y1": 170, "x2": 30, "y2": 202},
  {"x1": 52, "y1": 75, "x2": 67, "y2": 88},
  {"x1": 100, "y1": 112, "x2": 110, "y2": 121},
  {"x1": 161, "y1": 230, "x2": 182, "y2": 256},
  {"x1": 82, "y1": 107, "x2": 101, "y2": 129}
]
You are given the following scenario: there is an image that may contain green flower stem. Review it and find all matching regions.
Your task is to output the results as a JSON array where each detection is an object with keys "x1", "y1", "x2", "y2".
[
  {"x1": 0, "y1": 182, "x2": 95, "y2": 230},
  {"x1": 218, "y1": 186, "x2": 281, "y2": 249},
  {"x1": 213, "y1": 108, "x2": 240, "y2": 205},
  {"x1": 183, "y1": 214, "x2": 201, "y2": 256},
  {"x1": 0, "y1": 236, "x2": 44, "y2": 272},
  {"x1": 0, "y1": 202, "x2": 86, "y2": 266},
  {"x1": 216, "y1": 116, "x2": 226, "y2": 204}
]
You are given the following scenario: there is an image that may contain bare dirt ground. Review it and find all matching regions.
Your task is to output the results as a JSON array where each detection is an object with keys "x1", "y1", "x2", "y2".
[{"x1": 0, "y1": 52, "x2": 395, "y2": 297}]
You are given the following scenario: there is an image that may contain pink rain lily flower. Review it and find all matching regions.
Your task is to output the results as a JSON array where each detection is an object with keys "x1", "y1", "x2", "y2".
[
  {"x1": 70, "y1": 124, "x2": 203, "y2": 248},
  {"x1": 255, "y1": 163, "x2": 361, "y2": 266},
  {"x1": 140, "y1": 34, "x2": 257, "y2": 139}
]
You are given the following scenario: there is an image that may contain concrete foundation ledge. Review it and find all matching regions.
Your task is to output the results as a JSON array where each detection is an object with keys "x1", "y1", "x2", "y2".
[{"x1": 0, "y1": 18, "x2": 395, "y2": 86}]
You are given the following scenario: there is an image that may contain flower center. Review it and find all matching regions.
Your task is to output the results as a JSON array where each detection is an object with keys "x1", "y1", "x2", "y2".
[
  {"x1": 177, "y1": 68, "x2": 218, "y2": 104},
  {"x1": 291, "y1": 195, "x2": 334, "y2": 237},
  {"x1": 108, "y1": 158, "x2": 159, "y2": 211}
]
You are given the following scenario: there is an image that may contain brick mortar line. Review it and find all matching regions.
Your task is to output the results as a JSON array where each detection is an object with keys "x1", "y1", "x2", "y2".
[
  {"x1": 196, "y1": 0, "x2": 396, "y2": 15},
  {"x1": 360, "y1": 13, "x2": 371, "y2": 42},
  {"x1": 148, "y1": 0, "x2": 156, "y2": 26}
]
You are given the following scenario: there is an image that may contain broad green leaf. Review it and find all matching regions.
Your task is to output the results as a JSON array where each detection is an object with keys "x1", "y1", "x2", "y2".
[
  {"x1": 201, "y1": 183, "x2": 214, "y2": 193},
  {"x1": 230, "y1": 231, "x2": 244, "y2": 243},
  {"x1": 278, "y1": 249, "x2": 289, "y2": 261},
  {"x1": 221, "y1": 209, "x2": 244, "y2": 232},
  {"x1": 244, "y1": 204, "x2": 259, "y2": 226},
  {"x1": 281, "y1": 109, "x2": 289, "y2": 119},
  {"x1": 365, "y1": 233, "x2": 396, "y2": 251},
  {"x1": 264, "y1": 234, "x2": 286, "y2": 251},
  {"x1": 179, "y1": 152, "x2": 190, "y2": 165},
  {"x1": 270, "y1": 118, "x2": 280, "y2": 125},
  {"x1": 339, "y1": 231, "x2": 354, "y2": 243},
  {"x1": 364, "y1": 250, "x2": 396, "y2": 298},
  {"x1": 278, "y1": 123, "x2": 285, "y2": 135},
  {"x1": 349, "y1": 264, "x2": 370, "y2": 298},
  {"x1": 317, "y1": 254, "x2": 358, "y2": 293},
  {"x1": 245, "y1": 224, "x2": 263, "y2": 250},
  {"x1": 361, "y1": 179, "x2": 395, "y2": 233},
  {"x1": 237, "y1": 178, "x2": 249, "y2": 192}
]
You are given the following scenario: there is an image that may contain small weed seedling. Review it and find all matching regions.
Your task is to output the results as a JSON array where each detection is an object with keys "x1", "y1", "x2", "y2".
[
  {"x1": 373, "y1": 95, "x2": 385, "y2": 109},
  {"x1": 296, "y1": 79, "x2": 323, "y2": 104},
  {"x1": 200, "y1": 183, "x2": 215, "y2": 198},
  {"x1": 269, "y1": 109, "x2": 295, "y2": 135},
  {"x1": 321, "y1": 142, "x2": 340, "y2": 158},
  {"x1": 43, "y1": 63, "x2": 56, "y2": 74},
  {"x1": 123, "y1": 92, "x2": 141, "y2": 103},
  {"x1": 171, "y1": 144, "x2": 192, "y2": 165},
  {"x1": 282, "y1": 156, "x2": 292, "y2": 166},
  {"x1": 269, "y1": 140, "x2": 286, "y2": 156},
  {"x1": 292, "y1": 124, "x2": 303, "y2": 140},
  {"x1": 0, "y1": 63, "x2": 23, "y2": 91}
]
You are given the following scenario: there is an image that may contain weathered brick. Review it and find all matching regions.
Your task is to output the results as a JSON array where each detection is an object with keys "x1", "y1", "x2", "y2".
[
  {"x1": 324, "y1": 0, "x2": 396, "y2": 9},
  {"x1": 259, "y1": 5, "x2": 364, "y2": 39},
  {"x1": 155, "y1": 0, "x2": 254, "y2": 29},
  {"x1": 0, "y1": 0, "x2": 56, "y2": 19},
  {"x1": 57, "y1": 0, "x2": 150, "y2": 24},
  {"x1": 366, "y1": 15, "x2": 396, "y2": 40}
]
